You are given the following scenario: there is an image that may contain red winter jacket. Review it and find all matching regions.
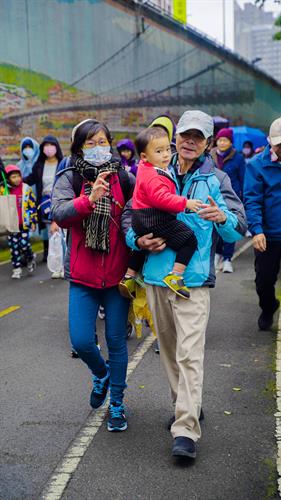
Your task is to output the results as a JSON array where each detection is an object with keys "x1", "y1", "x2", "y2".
[
  {"x1": 132, "y1": 160, "x2": 186, "y2": 213},
  {"x1": 51, "y1": 170, "x2": 131, "y2": 289}
]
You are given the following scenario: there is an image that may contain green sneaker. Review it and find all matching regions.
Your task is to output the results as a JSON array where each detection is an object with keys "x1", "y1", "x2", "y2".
[
  {"x1": 118, "y1": 277, "x2": 136, "y2": 299},
  {"x1": 163, "y1": 274, "x2": 190, "y2": 300}
]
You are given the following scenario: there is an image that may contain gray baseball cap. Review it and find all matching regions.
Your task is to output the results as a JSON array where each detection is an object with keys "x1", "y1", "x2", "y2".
[
  {"x1": 269, "y1": 117, "x2": 281, "y2": 146},
  {"x1": 176, "y1": 110, "x2": 214, "y2": 138}
]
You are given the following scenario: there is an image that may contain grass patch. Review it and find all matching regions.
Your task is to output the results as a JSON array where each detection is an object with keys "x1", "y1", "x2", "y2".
[
  {"x1": 263, "y1": 458, "x2": 278, "y2": 499},
  {"x1": 0, "y1": 63, "x2": 77, "y2": 102}
]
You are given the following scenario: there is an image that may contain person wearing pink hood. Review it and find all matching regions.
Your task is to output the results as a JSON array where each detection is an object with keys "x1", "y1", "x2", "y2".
[{"x1": 5, "y1": 165, "x2": 37, "y2": 279}]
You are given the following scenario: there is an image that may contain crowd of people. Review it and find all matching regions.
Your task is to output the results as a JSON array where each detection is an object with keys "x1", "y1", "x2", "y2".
[{"x1": 1, "y1": 110, "x2": 281, "y2": 459}]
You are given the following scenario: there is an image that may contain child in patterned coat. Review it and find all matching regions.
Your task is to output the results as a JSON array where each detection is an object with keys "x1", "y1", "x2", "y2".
[{"x1": 5, "y1": 165, "x2": 37, "y2": 279}]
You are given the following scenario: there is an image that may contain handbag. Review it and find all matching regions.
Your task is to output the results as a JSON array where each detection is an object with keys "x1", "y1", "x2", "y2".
[{"x1": 0, "y1": 173, "x2": 19, "y2": 235}]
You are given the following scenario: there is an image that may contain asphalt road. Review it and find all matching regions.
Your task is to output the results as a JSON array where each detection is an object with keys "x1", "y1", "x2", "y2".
[{"x1": 0, "y1": 245, "x2": 277, "y2": 500}]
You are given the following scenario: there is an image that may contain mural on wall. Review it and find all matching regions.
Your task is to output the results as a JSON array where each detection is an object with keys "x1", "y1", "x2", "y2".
[{"x1": 0, "y1": 0, "x2": 280, "y2": 158}]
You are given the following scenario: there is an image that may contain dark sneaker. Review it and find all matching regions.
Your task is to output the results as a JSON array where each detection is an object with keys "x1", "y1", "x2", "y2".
[
  {"x1": 107, "y1": 402, "x2": 127, "y2": 432},
  {"x1": 163, "y1": 274, "x2": 190, "y2": 300},
  {"x1": 71, "y1": 349, "x2": 79, "y2": 359},
  {"x1": 167, "y1": 409, "x2": 204, "y2": 431},
  {"x1": 172, "y1": 436, "x2": 196, "y2": 458},
  {"x1": 258, "y1": 300, "x2": 280, "y2": 331},
  {"x1": 155, "y1": 341, "x2": 160, "y2": 354},
  {"x1": 90, "y1": 365, "x2": 110, "y2": 409}
]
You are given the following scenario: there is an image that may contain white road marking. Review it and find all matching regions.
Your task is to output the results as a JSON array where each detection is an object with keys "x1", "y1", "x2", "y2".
[
  {"x1": 232, "y1": 239, "x2": 253, "y2": 261},
  {"x1": 40, "y1": 332, "x2": 156, "y2": 500}
]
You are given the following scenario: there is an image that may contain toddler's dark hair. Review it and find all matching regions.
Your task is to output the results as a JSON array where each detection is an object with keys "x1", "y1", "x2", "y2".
[{"x1": 135, "y1": 127, "x2": 168, "y2": 156}]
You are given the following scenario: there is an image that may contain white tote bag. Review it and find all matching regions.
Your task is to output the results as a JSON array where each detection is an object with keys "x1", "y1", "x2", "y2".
[{"x1": 0, "y1": 194, "x2": 19, "y2": 235}]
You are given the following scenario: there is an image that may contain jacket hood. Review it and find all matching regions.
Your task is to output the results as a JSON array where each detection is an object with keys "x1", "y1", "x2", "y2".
[
  {"x1": 5, "y1": 164, "x2": 22, "y2": 176},
  {"x1": 19, "y1": 136, "x2": 40, "y2": 164},
  {"x1": 250, "y1": 144, "x2": 279, "y2": 169},
  {"x1": 116, "y1": 139, "x2": 135, "y2": 155},
  {"x1": 149, "y1": 115, "x2": 176, "y2": 144},
  {"x1": 39, "y1": 135, "x2": 63, "y2": 163}
]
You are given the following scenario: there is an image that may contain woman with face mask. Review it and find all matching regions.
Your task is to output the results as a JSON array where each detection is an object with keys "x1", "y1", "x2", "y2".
[
  {"x1": 211, "y1": 128, "x2": 246, "y2": 273},
  {"x1": 24, "y1": 135, "x2": 63, "y2": 268},
  {"x1": 242, "y1": 140, "x2": 255, "y2": 162},
  {"x1": 51, "y1": 119, "x2": 135, "y2": 432}
]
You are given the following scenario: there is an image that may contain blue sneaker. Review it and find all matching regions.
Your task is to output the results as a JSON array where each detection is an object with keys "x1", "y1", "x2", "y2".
[
  {"x1": 90, "y1": 364, "x2": 110, "y2": 409},
  {"x1": 107, "y1": 402, "x2": 127, "y2": 432}
]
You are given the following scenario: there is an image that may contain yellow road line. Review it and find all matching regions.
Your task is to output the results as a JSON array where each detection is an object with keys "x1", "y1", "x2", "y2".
[{"x1": 0, "y1": 305, "x2": 21, "y2": 318}]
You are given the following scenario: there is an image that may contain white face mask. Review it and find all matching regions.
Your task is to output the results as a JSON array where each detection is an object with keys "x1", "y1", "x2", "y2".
[
  {"x1": 271, "y1": 149, "x2": 280, "y2": 162},
  {"x1": 83, "y1": 145, "x2": 112, "y2": 166},
  {"x1": 242, "y1": 147, "x2": 252, "y2": 156},
  {"x1": 23, "y1": 147, "x2": 34, "y2": 160}
]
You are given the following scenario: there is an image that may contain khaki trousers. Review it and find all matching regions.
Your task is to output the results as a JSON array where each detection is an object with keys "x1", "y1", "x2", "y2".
[{"x1": 146, "y1": 285, "x2": 210, "y2": 441}]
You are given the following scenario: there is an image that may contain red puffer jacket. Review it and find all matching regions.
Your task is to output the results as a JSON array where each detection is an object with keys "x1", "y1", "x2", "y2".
[{"x1": 51, "y1": 170, "x2": 131, "y2": 289}]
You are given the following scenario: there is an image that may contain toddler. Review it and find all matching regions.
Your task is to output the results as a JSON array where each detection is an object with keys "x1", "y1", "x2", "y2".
[{"x1": 119, "y1": 127, "x2": 202, "y2": 300}]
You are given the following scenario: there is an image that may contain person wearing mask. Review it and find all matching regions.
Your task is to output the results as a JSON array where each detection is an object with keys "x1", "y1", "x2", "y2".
[
  {"x1": 17, "y1": 137, "x2": 40, "y2": 179},
  {"x1": 116, "y1": 139, "x2": 138, "y2": 176},
  {"x1": 24, "y1": 135, "x2": 63, "y2": 272},
  {"x1": 123, "y1": 110, "x2": 246, "y2": 458},
  {"x1": 51, "y1": 119, "x2": 135, "y2": 432},
  {"x1": 211, "y1": 128, "x2": 245, "y2": 273},
  {"x1": 242, "y1": 140, "x2": 255, "y2": 163},
  {"x1": 244, "y1": 117, "x2": 281, "y2": 331}
]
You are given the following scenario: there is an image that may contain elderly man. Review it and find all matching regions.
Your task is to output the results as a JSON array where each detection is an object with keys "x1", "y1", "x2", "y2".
[
  {"x1": 244, "y1": 117, "x2": 281, "y2": 331},
  {"x1": 123, "y1": 110, "x2": 247, "y2": 459}
]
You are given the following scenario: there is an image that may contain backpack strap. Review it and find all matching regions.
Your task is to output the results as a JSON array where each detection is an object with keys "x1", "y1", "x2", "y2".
[{"x1": 118, "y1": 169, "x2": 132, "y2": 203}]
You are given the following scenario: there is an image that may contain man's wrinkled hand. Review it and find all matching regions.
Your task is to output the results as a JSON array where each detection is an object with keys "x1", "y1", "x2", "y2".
[
  {"x1": 198, "y1": 196, "x2": 227, "y2": 224},
  {"x1": 252, "y1": 233, "x2": 266, "y2": 252},
  {"x1": 136, "y1": 233, "x2": 166, "y2": 253}
]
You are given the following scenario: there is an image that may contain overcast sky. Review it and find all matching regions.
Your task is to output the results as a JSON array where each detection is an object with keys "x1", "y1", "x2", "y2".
[{"x1": 187, "y1": 0, "x2": 281, "y2": 49}]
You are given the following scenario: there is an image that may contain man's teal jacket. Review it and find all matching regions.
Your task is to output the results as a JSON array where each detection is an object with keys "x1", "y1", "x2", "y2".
[{"x1": 122, "y1": 154, "x2": 247, "y2": 288}]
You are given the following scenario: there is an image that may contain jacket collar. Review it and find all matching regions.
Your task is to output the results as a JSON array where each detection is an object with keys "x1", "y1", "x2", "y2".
[
  {"x1": 211, "y1": 147, "x2": 236, "y2": 166},
  {"x1": 171, "y1": 153, "x2": 215, "y2": 178},
  {"x1": 260, "y1": 144, "x2": 281, "y2": 168}
]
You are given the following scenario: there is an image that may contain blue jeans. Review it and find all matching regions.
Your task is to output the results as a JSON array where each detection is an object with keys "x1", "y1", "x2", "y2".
[
  {"x1": 69, "y1": 282, "x2": 129, "y2": 403},
  {"x1": 216, "y1": 237, "x2": 235, "y2": 261}
]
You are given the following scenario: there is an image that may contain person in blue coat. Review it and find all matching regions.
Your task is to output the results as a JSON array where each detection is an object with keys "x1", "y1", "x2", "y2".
[
  {"x1": 122, "y1": 110, "x2": 246, "y2": 459},
  {"x1": 211, "y1": 128, "x2": 245, "y2": 273},
  {"x1": 17, "y1": 137, "x2": 40, "y2": 179},
  {"x1": 244, "y1": 117, "x2": 281, "y2": 331}
]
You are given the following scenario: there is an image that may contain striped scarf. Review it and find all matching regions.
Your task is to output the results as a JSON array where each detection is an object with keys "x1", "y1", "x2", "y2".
[{"x1": 74, "y1": 156, "x2": 121, "y2": 253}]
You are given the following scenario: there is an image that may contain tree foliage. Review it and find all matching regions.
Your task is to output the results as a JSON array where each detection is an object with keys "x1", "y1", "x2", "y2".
[{"x1": 255, "y1": 1, "x2": 281, "y2": 40}]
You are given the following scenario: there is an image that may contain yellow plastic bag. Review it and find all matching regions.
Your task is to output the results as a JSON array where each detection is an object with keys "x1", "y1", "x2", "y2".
[{"x1": 128, "y1": 285, "x2": 156, "y2": 338}]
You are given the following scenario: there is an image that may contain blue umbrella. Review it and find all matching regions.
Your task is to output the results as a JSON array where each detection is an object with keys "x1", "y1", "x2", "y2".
[{"x1": 232, "y1": 126, "x2": 268, "y2": 151}]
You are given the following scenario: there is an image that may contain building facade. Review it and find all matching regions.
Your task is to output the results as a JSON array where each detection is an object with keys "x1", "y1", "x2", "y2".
[
  {"x1": 234, "y1": 1, "x2": 281, "y2": 83},
  {"x1": 147, "y1": 0, "x2": 173, "y2": 15}
]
